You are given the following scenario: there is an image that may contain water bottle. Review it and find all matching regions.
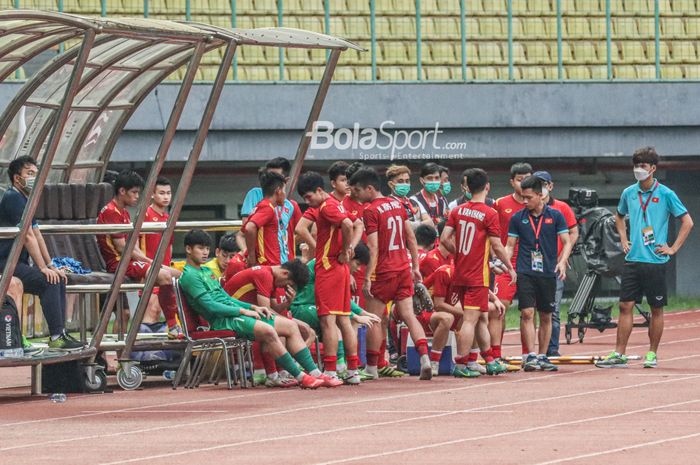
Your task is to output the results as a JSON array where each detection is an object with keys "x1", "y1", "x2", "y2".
[
  {"x1": 49, "y1": 393, "x2": 66, "y2": 403},
  {"x1": 162, "y1": 370, "x2": 176, "y2": 381},
  {"x1": 0, "y1": 347, "x2": 24, "y2": 359}
]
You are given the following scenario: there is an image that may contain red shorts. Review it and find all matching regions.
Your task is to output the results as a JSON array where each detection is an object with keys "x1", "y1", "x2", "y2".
[
  {"x1": 315, "y1": 262, "x2": 351, "y2": 317},
  {"x1": 458, "y1": 286, "x2": 489, "y2": 313},
  {"x1": 370, "y1": 269, "x2": 414, "y2": 304},
  {"x1": 125, "y1": 260, "x2": 151, "y2": 281},
  {"x1": 351, "y1": 264, "x2": 366, "y2": 309},
  {"x1": 417, "y1": 310, "x2": 461, "y2": 333},
  {"x1": 494, "y1": 272, "x2": 517, "y2": 302}
]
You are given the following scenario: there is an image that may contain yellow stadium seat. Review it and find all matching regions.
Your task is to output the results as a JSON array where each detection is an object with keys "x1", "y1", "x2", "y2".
[
  {"x1": 406, "y1": 42, "x2": 418, "y2": 62},
  {"x1": 233, "y1": 0, "x2": 256, "y2": 13},
  {"x1": 285, "y1": 48, "x2": 310, "y2": 65},
  {"x1": 566, "y1": 65, "x2": 591, "y2": 79},
  {"x1": 437, "y1": 0, "x2": 461, "y2": 14},
  {"x1": 524, "y1": 42, "x2": 553, "y2": 64},
  {"x1": 146, "y1": 0, "x2": 169, "y2": 14},
  {"x1": 670, "y1": 41, "x2": 697, "y2": 62},
  {"x1": 635, "y1": 65, "x2": 656, "y2": 79},
  {"x1": 333, "y1": 67, "x2": 357, "y2": 81},
  {"x1": 596, "y1": 41, "x2": 620, "y2": 63},
  {"x1": 389, "y1": 17, "x2": 416, "y2": 39},
  {"x1": 684, "y1": 18, "x2": 700, "y2": 37},
  {"x1": 620, "y1": 41, "x2": 646, "y2": 63},
  {"x1": 375, "y1": 0, "x2": 396, "y2": 14},
  {"x1": 354, "y1": 66, "x2": 372, "y2": 80},
  {"x1": 423, "y1": 17, "x2": 463, "y2": 39},
  {"x1": 481, "y1": 0, "x2": 507, "y2": 13},
  {"x1": 307, "y1": 49, "x2": 327, "y2": 65},
  {"x1": 657, "y1": 0, "x2": 673, "y2": 13},
  {"x1": 661, "y1": 18, "x2": 685, "y2": 38},
  {"x1": 473, "y1": 66, "x2": 498, "y2": 80},
  {"x1": 589, "y1": 17, "x2": 607, "y2": 38},
  {"x1": 425, "y1": 66, "x2": 452, "y2": 80},
  {"x1": 520, "y1": 17, "x2": 549, "y2": 39},
  {"x1": 542, "y1": 66, "x2": 559, "y2": 79},
  {"x1": 573, "y1": 41, "x2": 598, "y2": 64},
  {"x1": 477, "y1": 42, "x2": 505, "y2": 64},
  {"x1": 527, "y1": 0, "x2": 554, "y2": 14},
  {"x1": 511, "y1": 0, "x2": 529, "y2": 15},
  {"x1": 392, "y1": 0, "x2": 415, "y2": 14},
  {"x1": 656, "y1": 41, "x2": 672, "y2": 62},
  {"x1": 200, "y1": 65, "x2": 221, "y2": 81},
  {"x1": 479, "y1": 17, "x2": 505, "y2": 38},
  {"x1": 375, "y1": 17, "x2": 392, "y2": 38},
  {"x1": 685, "y1": 65, "x2": 700, "y2": 78},
  {"x1": 239, "y1": 45, "x2": 271, "y2": 64},
  {"x1": 559, "y1": 0, "x2": 576, "y2": 13},
  {"x1": 342, "y1": 17, "x2": 370, "y2": 38},
  {"x1": 234, "y1": 16, "x2": 255, "y2": 28},
  {"x1": 207, "y1": 0, "x2": 232, "y2": 14},
  {"x1": 253, "y1": 16, "x2": 278, "y2": 27},
  {"x1": 609, "y1": 0, "x2": 624, "y2": 13},
  {"x1": 565, "y1": 17, "x2": 591, "y2": 38},
  {"x1": 450, "y1": 66, "x2": 470, "y2": 80},
  {"x1": 287, "y1": 0, "x2": 323, "y2": 12},
  {"x1": 380, "y1": 42, "x2": 408, "y2": 64},
  {"x1": 614, "y1": 65, "x2": 637, "y2": 79},
  {"x1": 512, "y1": 42, "x2": 527, "y2": 64},
  {"x1": 636, "y1": 18, "x2": 656, "y2": 38},
  {"x1": 288, "y1": 16, "x2": 324, "y2": 32},
  {"x1": 345, "y1": 0, "x2": 370, "y2": 14},
  {"x1": 286, "y1": 66, "x2": 312, "y2": 81},
  {"x1": 253, "y1": 0, "x2": 278, "y2": 14},
  {"x1": 590, "y1": 65, "x2": 608, "y2": 79},
  {"x1": 238, "y1": 66, "x2": 271, "y2": 80},
  {"x1": 614, "y1": 18, "x2": 638, "y2": 38},
  {"x1": 428, "y1": 42, "x2": 456, "y2": 63},
  {"x1": 661, "y1": 65, "x2": 684, "y2": 79},
  {"x1": 561, "y1": 41, "x2": 574, "y2": 63},
  {"x1": 520, "y1": 66, "x2": 545, "y2": 80},
  {"x1": 575, "y1": 0, "x2": 602, "y2": 12},
  {"x1": 623, "y1": 0, "x2": 652, "y2": 14},
  {"x1": 201, "y1": 49, "x2": 223, "y2": 65},
  {"x1": 463, "y1": 0, "x2": 483, "y2": 15},
  {"x1": 378, "y1": 66, "x2": 404, "y2": 81}
]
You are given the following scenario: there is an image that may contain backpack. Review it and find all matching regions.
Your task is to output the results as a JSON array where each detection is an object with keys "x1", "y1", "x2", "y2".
[{"x1": 0, "y1": 296, "x2": 22, "y2": 357}]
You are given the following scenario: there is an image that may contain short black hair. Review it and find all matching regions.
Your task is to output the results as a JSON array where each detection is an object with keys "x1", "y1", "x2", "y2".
[
  {"x1": 265, "y1": 157, "x2": 291, "y2": 175},
  {"x1": 420, "y1": 162, "x2": 441, "y2": 178},
  {"x1": 114, "y1": 169, "x2": 145, "y2": 195},
  {"x1": 327, "y1": 161, "x2": 349, "y2": 182},
  {"x1": 438, "y1": 165, "x2": 449, "y2": 176},
  {"x1": 464, "y1": 168, "x2": 488, "y2": 194},
  {"x1": 260, "y1": 169, "x2": 286, "y2": 197},
  {"x1": 297, "y1": 171, "x2": 325, "y2": 197},
  {"x1": 415, "y1": 224, "x2": 437, "y2": 248},
  {"x1": 349, "y1": 167, "x2": 382, "y2": 190},
  {"x1": 155, "y1": 176, "x2": 171, "y2": 188},
  {"x1": 184, "y1": 229, "x2": 212, "y2": 248},
  {"x1": 520, "y1": 175, "x2": 543, "y2": 194},
  {"x1": 218, "y1": 233, "x2": 239, "y2": 253},
  {"x1": 510, "y1": 162, "x2": 533, "y2": 179},
  {"x1": 632, "y1": 146, "x2": 660, "y2": 166},
  {"x1": 8, "y1": 156, "x2": 37, "y2": 183},
  {"x1": 281, "y1": 259, "x2": 310, "y2": 289},
  {"x1": 353, "y1": 241, "x2": 370, "y2": 266},
  {"x1": 345, "y1": 162, "x2": 364, "y2": 180}
]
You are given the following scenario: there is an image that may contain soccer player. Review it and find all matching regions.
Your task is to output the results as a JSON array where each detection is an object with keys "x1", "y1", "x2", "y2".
[
  {"x1": 414, "y1": 224, "x2": 438, "y2": 262},
  {"x1": 440, "y1": 168, "x2": 516, "y2": 377},
  {"x1": 506, "y1": 175, "x2": 572, "y2": 372},
  {"x1": 178, "y1": 229, "x2": 326, "y2": 389},
  {"x1": 491, "y1": 162, "x2": 532, "y2": 361},
  {"x1": 350, "y1": 167, "x2": 433, "y2": 380},
  {"x1": 419, "y1": 220, "x2": 452, "y2": 280},
  {"x1": 297, "y1": 171, "x2": 362, "y2": 384},
  {"x1": 386, "y1": 164, "x2": 431, "y2": 228},
  {"x1": 532, "y1": 171, "x2": 579, "y2": 357},
  {"x1": 597, "y1": 147, "x2": 693, "y2": 369},
  {"x1": 97, "y1": 170, "x2": 183, "y2": 339},
  {"x1": 410, "y1": 162, "x2": 450, "y2": 226},
  {"x1": 207, "y1": 233, "x2": 245, "y2": 282}
]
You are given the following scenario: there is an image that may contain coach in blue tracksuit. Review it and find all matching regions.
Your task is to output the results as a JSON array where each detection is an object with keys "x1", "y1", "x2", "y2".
[{"x1": 597, "y1": 147, "x2": 693, "y2": 369}]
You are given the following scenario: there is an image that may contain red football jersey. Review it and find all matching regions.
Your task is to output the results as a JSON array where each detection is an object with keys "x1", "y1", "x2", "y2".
[
  {"x1": 419, "y1": 247, "x2": 452, "y2": 281},
  {"x1": 494, "y1": 194, "x2": 525, "y2": 264},
  {"x1": 424, "y1": 264, "x2": 460, "y2": 306},
  {"x1": 342, "y1": 195, "x2": 367, "y2": 241},
  {"x1": 302, "y1": 206, "x2": 318, "y2": 222},
  {"x1": 97, "y1": 199, "x2": 131, "y2": 272},
  {"x1": 223, "y1": 265, "x2": 275, "y2": 305},
  {"x1": 549, "y1": 198, "x2": 577, "y2": 254},
  {"x1": 246, "y1": 199, "x2": 283, "y2": 266},
  {"x1": 315, "y1": 195, "x2": 350, "y2": 271},
  {"x1": 446, "y1": 201, "x2": 500, "y2": 287},
  {"x1": 222, "y1": 252, "x2": 247, "y2": 284},
  {"x1": 363, "y1": 196, "x2": 411, "y2": 276},
  {"x1": 140, "y1": 205, "x2": 172, "y2": 267}
]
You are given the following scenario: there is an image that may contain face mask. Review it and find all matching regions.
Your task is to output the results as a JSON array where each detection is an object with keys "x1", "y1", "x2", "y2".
[
  {"x1": 441, "y1": 182, "x2": 452, "y2": 195},
  {"x1": 393, "y1": 183, "x2": 411, "y2": 197},
  {"x1": 424, "y1": 181, "x2": 441, "y2": 194},
  {"x1": 541, "y1": 187, "x2": 550, "y2": 198},
  {"x1": 634, "y1": 167, "x2": 651, "y2": 182},
  {"x1": 21, "y1": 176, "x2": 35, "y2": 192},
  {"x1": 464, "y1": 191, "x2": 472, "y2": 201}
]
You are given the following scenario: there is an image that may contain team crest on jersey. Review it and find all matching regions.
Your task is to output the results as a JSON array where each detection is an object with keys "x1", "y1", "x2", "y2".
[
  {"x1": 544, "y1": 218, "x2": 553, "y2": 224},
  {"x1": 522, "y1": 219, "x2": 529, "y2": 223},
  {"x1": 652, "y1": 197, "x2": 659, "y2": 203},
  {"x1": 505, "y1": 208, "x2": 512, "y2": 213}
]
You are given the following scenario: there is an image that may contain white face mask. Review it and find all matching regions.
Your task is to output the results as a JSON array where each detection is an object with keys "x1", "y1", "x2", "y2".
[{"x1": 633, "y1": 167, "x2": 651, "y2": 182}]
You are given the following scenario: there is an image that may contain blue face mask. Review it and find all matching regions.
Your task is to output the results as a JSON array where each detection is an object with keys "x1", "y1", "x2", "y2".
[
  {"x1": 424, "y1": 181, "x2": 441, "y2": 194},
  {"x1": 393, "y1": 183, "x2": 411, "y2": 197},
  {"x1": 441, "y1": 182, "x2": 452, "y2": 195}
]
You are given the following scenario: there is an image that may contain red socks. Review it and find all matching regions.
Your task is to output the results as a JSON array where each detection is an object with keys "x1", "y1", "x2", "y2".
[
  {"x1": 415, "y1": 338, "x2": 428, "y2": 357},
  {"x1": 157, "y1": 285, "x2": 178, "y2": 328},
  {"x1": 346, "y1": 355, "x2": 359, "y2": 371},
  {"x1": 366, "y1": 350, "x2": 380, "y2": 367},
  {"x1": 378, "y1": 338, "x2": 388, "y2": 368},
  {"x1": 480, "y1": 348, "x2": 495, "y2": 364},
  {"x1": 252, "y1": 341, "x2": 264, "y2": 370},
  {"x1": 455, "y1": 354, "x2": 469, "y2": 365},
  {"x1": 492, "y1": 345, "x2": 502, "y2": 359},
  {"x1": 468, "y1": 351, "x2": 479, "y2": 362},
  {"x1": 429, "y1": 350, "x2": 442, "y2": 362},
  {"x1": 323, "y1": 355, "x2": 337, "y2": 372}
]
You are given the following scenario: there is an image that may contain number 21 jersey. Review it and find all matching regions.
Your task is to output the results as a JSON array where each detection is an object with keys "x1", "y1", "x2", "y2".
[{"x1": 363, "y1": 196, "x2": 411, "y2": 276}]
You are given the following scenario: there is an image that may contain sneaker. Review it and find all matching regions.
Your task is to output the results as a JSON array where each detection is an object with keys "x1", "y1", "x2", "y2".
[
  {"x1": 537, "y1": 355, "x2": 558, "y2": 372},
  {"x1": 595, "y1": 351, "x2": 629, "y2": 369},
  {"x1": 430, "y1": 361, "x2": 440, "y2": 377},
  {"x1": 317, "y1": 373, "x2": 343, "y2": 388},
  {"x1": 299, "y1": 374, "x2": 324, "y2": 389},
  {"x1": 253, "y1": 372, "x2": 267, "y2": 386},
  {"x1": 419, "y1": 355, "x2": 433, "y2": 380},
  {"x1": 22, "y1": 336, "x2": 43, "y2": 356},
  {"x1": 523, "y1": 354, "x2": 541, "y2": 372},
  {"x1": 643, "y1": 351, "x2": 657, "y2": 368},
  {"x1": 265, "y1": 376, "x2": 299, "y2": 388},
  {"x1": 378, "y1": 365, "x2": 407, "y2": 377},
  {"x1": 485, "y1": 360, "x2": 508, "y2": 375},
  {"x1": 495, "y1": 357, "x2": 521, "y2": 372},
  {"x1": 167, "y1": 324, "x2": 184, "y2": 340},
  {"x1": 452, "y1": 365, "x2": 482, "y2": 378},
  {"x1": 358, "y1": 368, "x2": 378, "y2": 381},
  {"x1": 467, "y1": 361, "x2": 487, "y2": 375},
  {"x1": 546, "y1": 351, "x2": 561, "y2": 358},
  {"x1": 342, "y1": 371, "x2": 362, "y2": 385},
  {"x1": 47, "y1": 331, "x2": 84, "y2": 352}
]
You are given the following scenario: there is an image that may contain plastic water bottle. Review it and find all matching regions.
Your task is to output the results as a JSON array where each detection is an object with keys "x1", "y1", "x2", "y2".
[
  {"x1": 0, "y1": 347, "x2": 24, "y2": 358},
  {"x1": 49, "y1": 393, "x2": 66, "y2": 403},
  {"x1": 162, "y1": 370, "x2": 176, "y2": 381}
]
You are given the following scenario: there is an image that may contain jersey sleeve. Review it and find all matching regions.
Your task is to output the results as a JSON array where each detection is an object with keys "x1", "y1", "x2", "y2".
[
  {"x1": 320, "y1": 201, "x2": 348, "y2": 226},
  {"x1": 485, "y1": 208, "x2": 501, "y2": 237},
  {"x1": 241, "y1": 188, "x2": 262, "y2": 217},
  {"x1": 302, "y1": 207, "x2": 318, "y2": 222},
  {"x1": 560, "y1": 202, "x2": 578, "y2": 229},
  {"x1": 554, "y1": 210, "x2": 569, "y2": 235},
  {"x1": 666, "y1": 189, "x2": 688, "y2": 218},
  {"x1": 289, "y1": 200, "x2": 302, "y2": 230},
  {"x1": 617, "y1": 190, "x2": 629, "y2": 216},
  {"x1": 98, "y1": 207, "x2": 128, "y2": 240},
  {"x1": 253, "y1": 268, "x2": 275, "y2": 298},
  {"x1": 445, "y1": 207, "x2": 458, "y2": 229},
  {"x1": 363, "y1": 206, "x2": 379, "y2": 235},
  {"x1": 248, "y1": 203, "x2": 274, "y2": 228},
  {"x1": 508, "y1": 214, "x2": 520, "y2": 238}
]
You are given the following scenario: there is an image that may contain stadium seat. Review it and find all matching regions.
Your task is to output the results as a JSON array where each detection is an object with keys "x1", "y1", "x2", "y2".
[
  {"x1": 389, "y1": 17, "x2": 417, "y2": 39},
  {"x1": 286, "y1": 66, "x2": 312, "y2": 80},
  {"x1": 622, "y1": 0, "x2": 652, "y2": 14},
  {"x1": 239, "y1": 46, "x2": 270, "y2": 64},
  {"x1": 520, "y1": 65, "x2": 545, "y2": 80},
  {"x1": 661, "y1": 65, "x2": 684, "y2": 79},
  {"x1": 234, "y1": 16, "x2": 255, "y2": 29},
  {"x1": 479, "y1": 17, "x2": 506, "y2": 38},
  {"x1": 596, "y1": 41, "x2": 620, "y2": 63},
  {"x1": 589, "y1": 17, "x2": 607, "y2": 38},
  {"x1": 380, "y1": 42, "x2": 408, "y2": 64},
  {"x1": 427, "y1": 42, "x2": 456, "y2": 64},
  {"x1": 424, "y1": 66, "x2": 451, "y2": 80},
  {"x1": 207, "y1": 0, "x2": 232, "y2": 14},
  {"x1": 287, "y1": 0, "x2": 323, "y2": 13},
  {"x1": 389, "y1": 0, "x2": 415, "y2": 14},
  {"x1": 527, "y1": 0, "x2": 554, "y2": 14},
  {"x1": 374, "y1": 17, "x2": 392, "y2": 38},
  {"x1": 378, "y1": 66, "x2": 405, "y2": 81},
  {"x1": 307, "y1": 48, "x2": 327, "y2": 65},
  {"x1": 480, "y1": 0, "x2": 507, "y2": 14},
  {"x1": 614, "y1": 18, "x2": 638, "y2": 39},
  {"x1": 620, "y1": 41, "x2": 647, "y2": 63},
  {"x1": 565, "y1": 17, "x2": 591, "y2": 38},
  {"x1": 566, "y1": 65, "x2": 591, "y2": 79},
  {"x1": 524, "y1": 42, "x2": 553, "y2": 64},
  {"x1": 237, "y1": 66, "x2": 268, "y2": 81},
  {"x1": 512, "y1": 42, "x2": 527, "y2": 64},
  {"x1": 636, "y1": 17, "x2": 656, "y2": 39},
  {"x1": 254, "y1": 0, "x2": 278, "y2": 14},
  {"x1": 473, "y1": 66, "x2": 499, "y2": 80},
  {"x1": 287, "y1": 16, "x2": 325, "y2": 33},
  {"x1": 685, "y1": 65, "x2": 700, "y2": 78},
  {"x1": 437, "y1": 0, "x2": 462, "y2": 14},
  {"x1": 576, "y1": 0, "x2": 602, "y2": 12},
  {"x1": 342, "y1": 17, "x2": 370, "y2": 38},
  {"x1": 520, "y1": 17, "x2": 550, "y2": 39},
  {"x1": 477, "y1": 42, "x2": 505, "y2": 64},
  {"x1": 333, "y1": 66, "x2": 357, "y2": 81},
  {"x1": 561, "y1": 41, "x2": 574, "y2": 64},
  {"x1": 589, "y1": 65, "x2": 608, "y2": 79},
  {"x1": 233, "y1": 0, "x2": 256, "y2": 13},
  {"x1": 635, "y1": 65, "x2": 656, "y2": 79},
  {"x1": 661, "y1": 18, "x2": 686, "y2": 39},
  {"x1": 671, "y1": 41, "x2": 697, "y2": 62},
  {"x1": 573, "y1": 41, "x2": 598, "y2": 64},
  {"x1": 614, "y1": 65, "x2": 637, "y2": 79},
  {"x1": 285, "y1": 48, "x2": 310, "y2": 65},
  {"x1": 354, "y1": 66, "x2": 372, "y2": 80},
  {"x1": 345, "y1": 0, "x2": 370, "y2": 14}
]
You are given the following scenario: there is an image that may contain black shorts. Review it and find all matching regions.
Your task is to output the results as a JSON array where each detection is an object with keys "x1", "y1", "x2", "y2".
[
  {"x1": 619, "y1": 262, "x2": 667, "y2": 307},
  {"x1": 517, "y1": 273, "x2": 557, "y2": 313}
]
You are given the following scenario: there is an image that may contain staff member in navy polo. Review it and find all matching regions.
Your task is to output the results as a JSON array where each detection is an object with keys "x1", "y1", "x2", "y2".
[
  {"x1": 597, "y1": 147, "x2": 693, "y2": 369},
  {"x1": 506, "y1": 175, "x2": 572, "y2": 372}
]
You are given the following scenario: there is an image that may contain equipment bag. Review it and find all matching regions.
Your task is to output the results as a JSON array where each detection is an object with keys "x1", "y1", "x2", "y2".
[{"x1": 0, "y1": 296, "x2": 22, "y2": 357}]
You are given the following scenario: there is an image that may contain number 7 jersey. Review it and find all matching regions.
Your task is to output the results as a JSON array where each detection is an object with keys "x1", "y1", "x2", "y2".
[
  {"x1": 446, "y1": 201, "x2": 501, "y2": 287},
  {"x1": 363, "y1": 196, "x2": 411, "y2": 276}
]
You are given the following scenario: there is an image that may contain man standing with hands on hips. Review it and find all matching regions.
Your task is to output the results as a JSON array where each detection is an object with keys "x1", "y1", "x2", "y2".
[{"x1": 597, "y1": 147, "x2": 693, "y2": 369}]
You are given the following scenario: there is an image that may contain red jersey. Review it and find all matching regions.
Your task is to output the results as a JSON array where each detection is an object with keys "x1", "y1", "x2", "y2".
[
  {"x1": 246, "y1": 199, "x2": 283, "y2": 266},
  {"x1": 364, "y1": 196, "x2": 411, "y2": 276},
  {"x1": 424, "y1": 264, "x2": 460, "y2": 306},
  {"x1": 302, "y1": 206, "x2": 318, "y2": 222},
  {"x1": 419, "y1": 247, "x2": 452, "y2": 280},
  {"x1": 140, "y1": 205, "x2": 172, "y2": 267},
  {"x1": 494, "y1": 193, "x2": 525, "y2": 264},
  {"x1": 446, "y1": 201, "x2": 500, "y2": 288},
  {"x1": 97, "y1": 199, "x2": 132, "y2": 272},
  {"x1": 315, "y1": 195, "x2": 350, "y2": 271},
  {"x1": 224, "y1": 265, "x2": 275, "y2": 305},
  {"x1": 222, "y1": 252, "x2": 247, "y2": 284},
  {"x1": 548, "y1": 197, "x2": 577, "y2": 253},
  {"x1": 342, "y1": 195, "x2": 367, "y2": 241}
]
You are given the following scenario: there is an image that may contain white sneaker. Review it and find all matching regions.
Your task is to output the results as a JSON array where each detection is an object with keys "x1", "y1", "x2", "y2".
[
  {"x1": 419, "y1": 354, "x2": 433, "y2": 380},
  {"x1": 343, "y1": 370, "x2": 361, "y2": 385},
  {"x1": 430, "y1": 361, "x2": 440, "y2": 377},
  {"x1": 467, "y1": 361, "x2": 487, "y2": 375}
]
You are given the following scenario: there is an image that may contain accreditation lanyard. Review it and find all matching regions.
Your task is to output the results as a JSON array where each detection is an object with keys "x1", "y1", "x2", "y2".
[
  {"x1": 528, "y1": 213, "x2": 544, "y2": 250},
  {"x1": 637, "y1": 181, "x2": 658, "y2": 224}
]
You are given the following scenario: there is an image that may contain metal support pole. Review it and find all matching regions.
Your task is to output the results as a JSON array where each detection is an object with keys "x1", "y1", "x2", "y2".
[
  {"x1": 89, "y1": 42, "x2": 206, "y2": 357},
  {"x1": 415, "y1": 0, "x2": 421, "y2": 81},
  {"x1": 287, "y1": 49, "x2": 340, "y2": 196},
  {"x1": 0, "y1": 29, "x2": 95, "y2": 307},
  {"x1": 119, "y1": 42, "x2": 237, "y2": 358},
  {"x1": 231, "y1": 0, "x2": 237, "y2": 80},
  {"x1": 460, "y1": 0, "x2": 467, "y2": 81},
  {"x1": 324, "y1": 0, "x2": 330, "y2": 61},
  {"x1": 101, "y1": 0, "x2": 106, "y2": 17},
  {"x1": 606, "y1": 0, "x2": 612, "y2": 79},
  {"x1": 186, "y1": 0, "x2": 191, "y2": 21},
  {"x1": 654, "y1": 0, "x2": 660, "y2": 79},
  {"x1": 278, "y1": 0, "x2": 284, "y2": 80},
  {"x1": 370, "y1": 0, "x2": 376, "y2": 81},
  {"x1": 556, "y1": 0, "x2": 563, "y2": 80},
  {"x1": 144, "y1": 0, "x2": 149, "y2": 18},
  {"x1": 507, "y1": 0, "x2": 513, "y2": 80}
]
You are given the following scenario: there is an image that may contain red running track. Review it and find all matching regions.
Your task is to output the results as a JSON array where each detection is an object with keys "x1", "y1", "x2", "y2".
[{"x1": 2, "y1": 310, "x2": 700, "y2": 465}]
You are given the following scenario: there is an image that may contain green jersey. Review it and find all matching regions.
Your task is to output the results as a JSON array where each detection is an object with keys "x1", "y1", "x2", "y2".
[
  {"x1": 291, "y1": 259, "x2": 363, "y2": 315},
  {"x1": 179, "y1": 263, "x2": 252, "y2": 322}
]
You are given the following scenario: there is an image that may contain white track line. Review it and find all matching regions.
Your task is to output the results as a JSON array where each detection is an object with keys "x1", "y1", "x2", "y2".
[
  {"x1": 530, "y1": 431, "x2": 700, "y2": 465},
  {"x1": 652, "y1": 410, "x2": 700, "y2": 414},
  {"x1": 99, "y1": 380, "x2": 700, "y2": 465},
  {"x1": 81, "y1": 410, "x2": 229, "y2": 414},
  {"x1": 371, "y1": 410, "x2": 514, "y2": 414}
]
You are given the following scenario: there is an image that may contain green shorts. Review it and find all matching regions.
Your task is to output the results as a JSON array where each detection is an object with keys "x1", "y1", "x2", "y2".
[
  {"x1": 210, "y1": 314, "x2": 276, "y2": 341},
  {"x1": 290, "y1": 304, "x2": 320, "y2": 334}
]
